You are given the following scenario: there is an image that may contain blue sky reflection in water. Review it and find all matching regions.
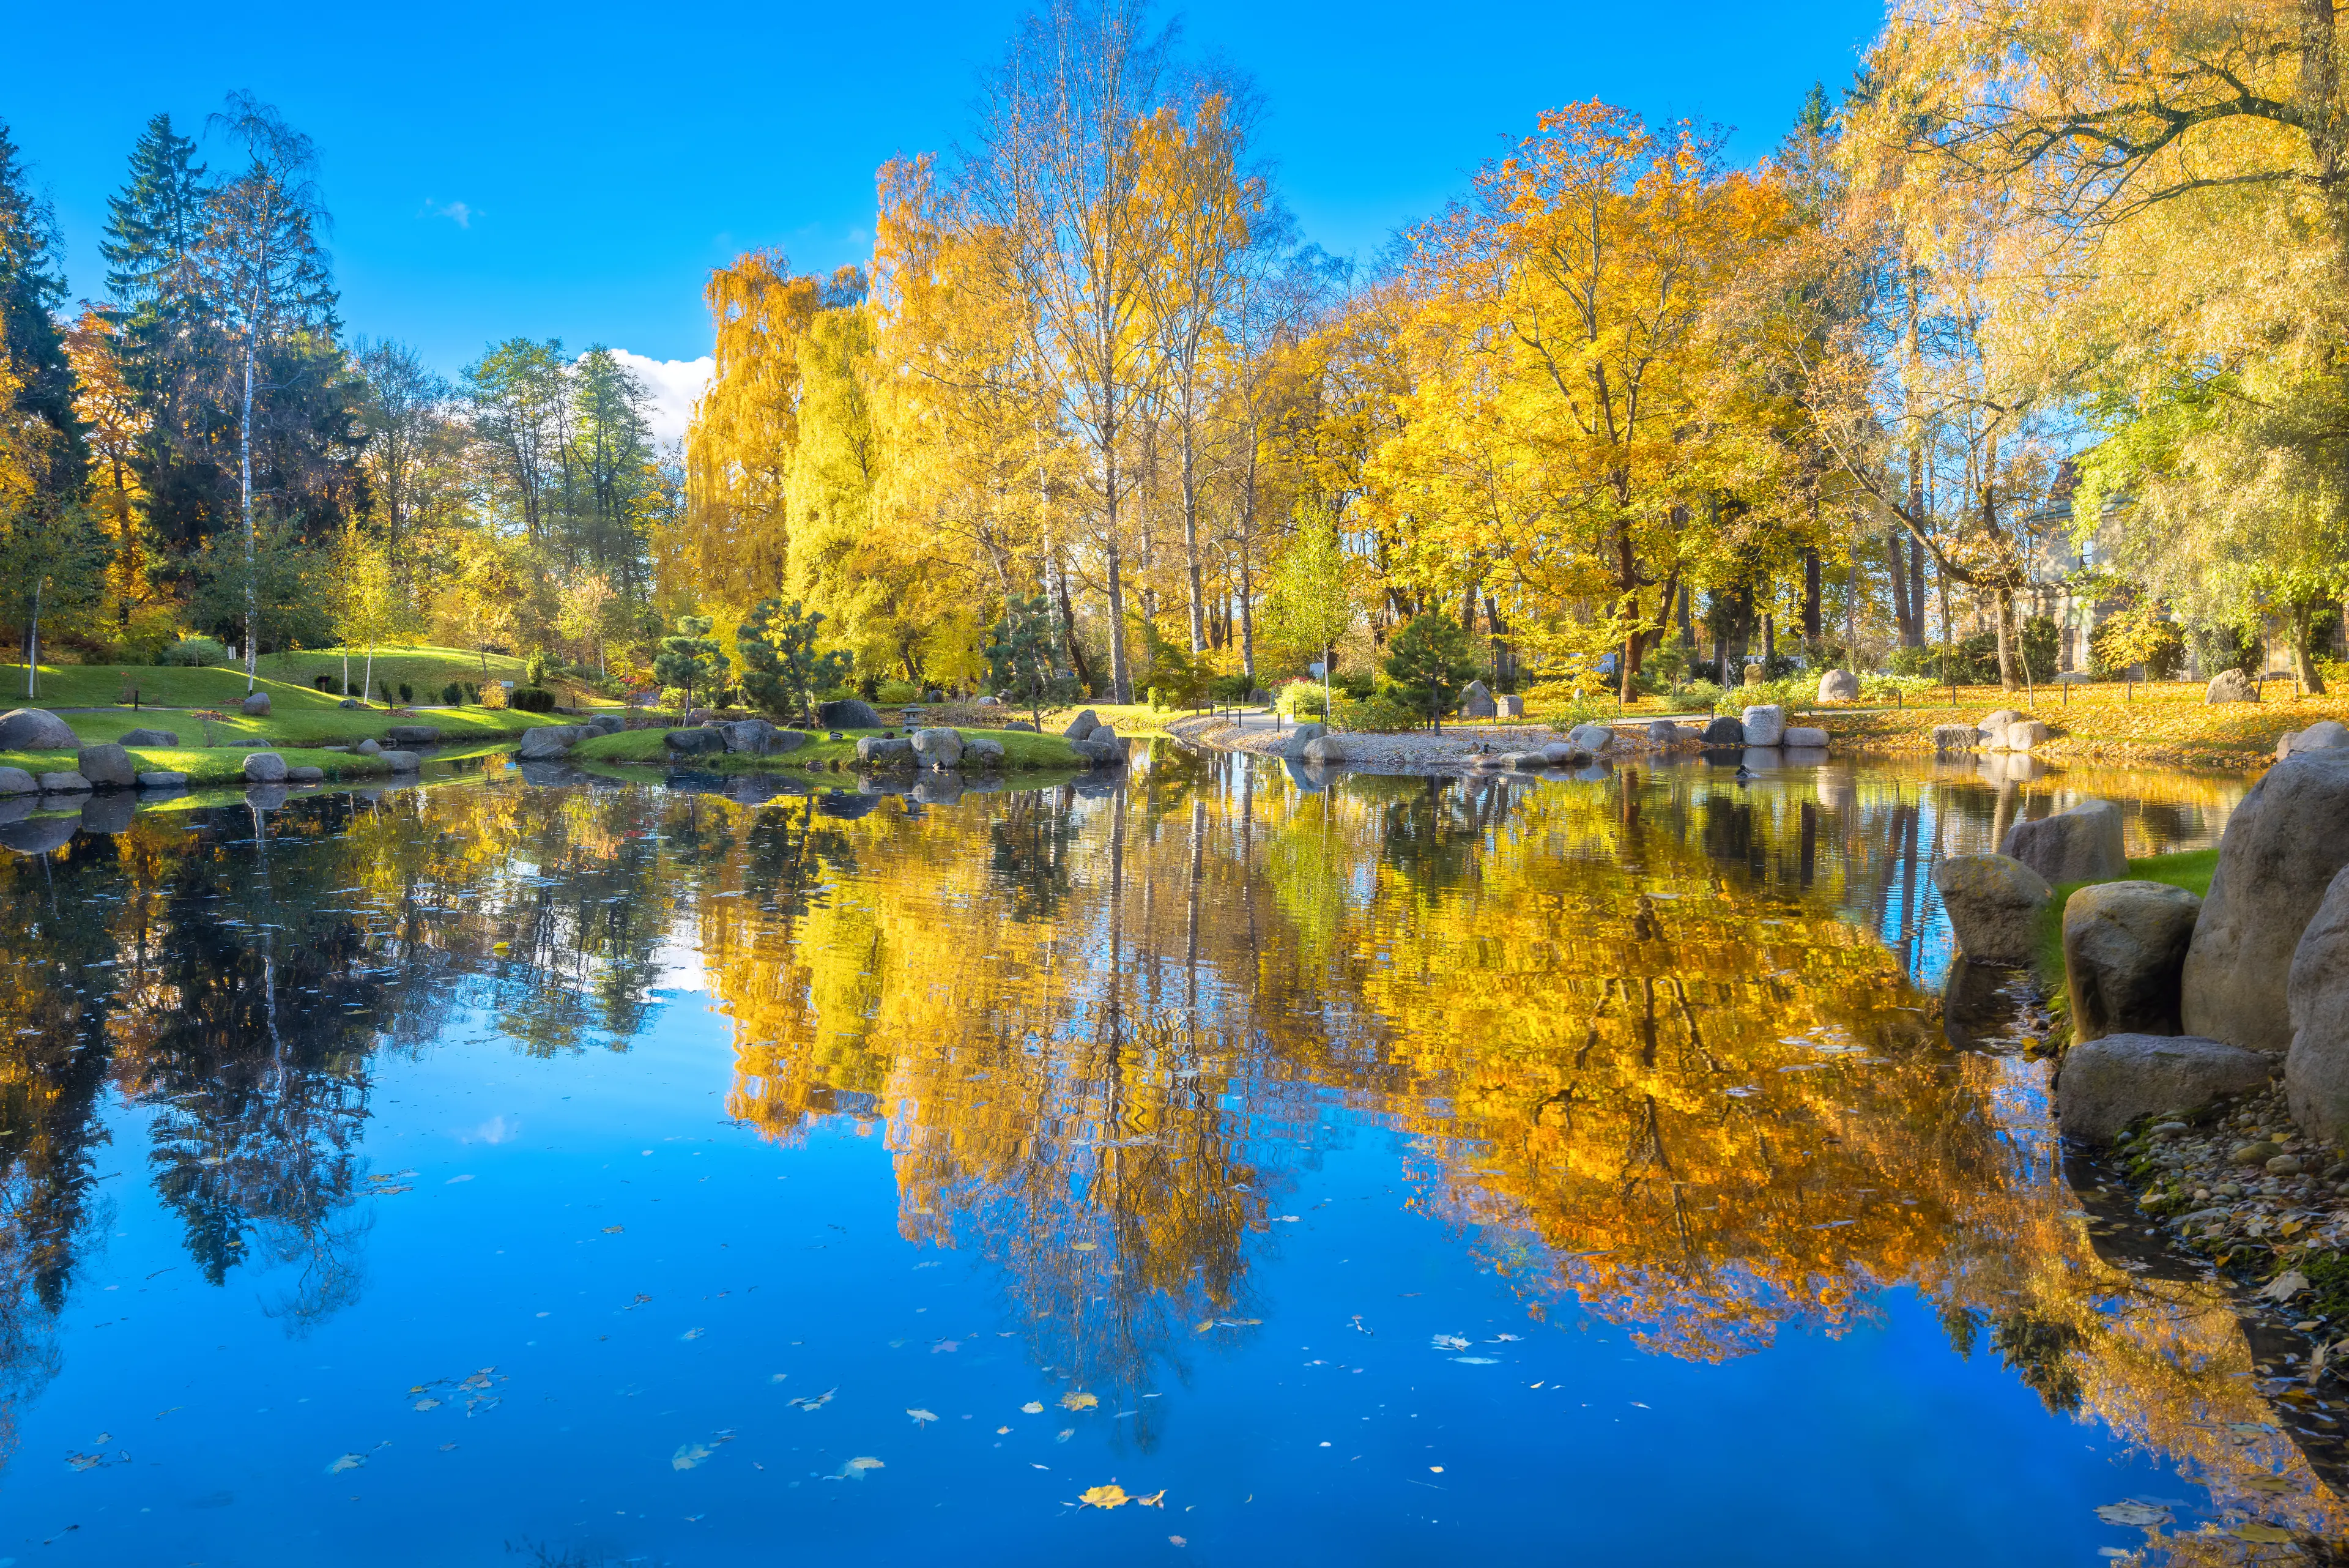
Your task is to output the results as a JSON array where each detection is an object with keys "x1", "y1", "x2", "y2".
[{"x1": 0, "y1": 749, "x2": 2312, "y2": 1564}]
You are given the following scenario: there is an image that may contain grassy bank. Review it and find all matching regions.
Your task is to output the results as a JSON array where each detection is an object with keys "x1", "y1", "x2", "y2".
[
  {"x1": 573, "y1": 724, "x2": 1087, "y2": 771},
  {"x1": 1819, "y1": 681, "x2": 2342, "y2": 769},
  {"x1": 0, "y1": 743, "x2": 398, "y2": 786}
]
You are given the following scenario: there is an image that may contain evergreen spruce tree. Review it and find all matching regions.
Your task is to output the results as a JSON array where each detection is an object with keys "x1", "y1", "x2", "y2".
[
  {"x1": 100, "y1": 113, "x2": 210, "y2": 308},
  {"x1": 0, "y1": 117, "x2": 84, "y2": 496}
]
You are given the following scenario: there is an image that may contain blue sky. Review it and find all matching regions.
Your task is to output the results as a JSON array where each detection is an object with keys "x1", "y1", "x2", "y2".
[{"x1": 3, "y1": 0, "x2": 1883, "y2": 436}]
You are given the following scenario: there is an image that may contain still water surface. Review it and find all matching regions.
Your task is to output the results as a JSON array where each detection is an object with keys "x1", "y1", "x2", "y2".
[{"x1": 0, "y1": 746, "x2": 2324, "y2": 1564}]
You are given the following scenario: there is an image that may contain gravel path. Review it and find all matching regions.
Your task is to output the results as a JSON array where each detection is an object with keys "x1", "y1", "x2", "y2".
[{"x1": 1168, "y1": 709, "x2": 1704, "y2": 776}]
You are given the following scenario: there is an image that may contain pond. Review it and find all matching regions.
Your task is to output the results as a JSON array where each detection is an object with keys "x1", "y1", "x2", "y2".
[{"x1": 0, "y1": 745, "x2": 2328, "y2": 1566}]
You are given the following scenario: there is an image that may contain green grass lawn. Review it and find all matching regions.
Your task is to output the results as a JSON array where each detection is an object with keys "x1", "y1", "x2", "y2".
[
  {"x1": 2033, "y1": 848, "x2": 2220, "y2": 995},
  {"x1": 0, "y1": 743, "x2": 396, "y2": 787},
  {"x1": 250, "y1": 644, "x2": 530, "y2": 699},
  {"x1": 573, "y1": 724, "x2": 1088, "y2": 771}
]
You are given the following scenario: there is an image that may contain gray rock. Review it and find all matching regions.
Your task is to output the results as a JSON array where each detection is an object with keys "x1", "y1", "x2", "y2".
[
  {"x1": 286, "y1": 766, "x2": 325, "y2": 784},
  {"x1": 517, "y1": 725, "x2": 585, "y2": 760},
  {"x1": 1701, "y1": 715, "x2": 1743, "y2": 746},
  {"x1": 1783, "y1": 726, "x2": 1828, "y2": 749},
  {"x1": 1566, "y1": 723, "x2": 1614, "y2": 754},
  {"x1": 2001, "y1": 799, "x2": 2126, "y2": 884},
  {"x1": 1071, "y1": 736, "x2": 1128, "y2": 767},
  {"x1": 1060, "y1": 708, "x2": 1100, "y2": 741},
  {"x1": 1000, "y1": 720, "x2": 1037, "y2": 733},
  {"x1": 1931, "y1": 723, "x2": 1978, "y2": 752},
  {"x1": 76, "y1": 744, "x2": 135, "y2": 789},
  {"x1": 663, "y1": 728, "x2": 726, "y2": 756},
  {"x1": 1302, "y1": 735, "x2": 1349, "y2": 764},
  {"x1": 1501, "y1": 751, "x2": 1547, "y2": 771},
  {"x1": 716, "y1": 718, "x2": 777, "y2": 754},
  {"x1": 2279, "y1": 720, "x2": 2349, "y2": 760},
  {"x1": 584, "y1": 715, "x2": 624, "y2": 737},
  {"x1": 118, "y1": 727, "x2": 179, "y2": 748},
  {"x1": 1459, "y1": 680, "x2": 1496, "y2": 719},
  {"x1": 37, "y1": 772, "x2": 91, "y2": 794},
  {"x1": 1931, "y1": 853, "x2": 2051, "y2": 963},
  {"x1": 2287, "y1": 865, "x2": 2349, "y2": 1140},
  {"x1": 2056, "y1": 1033, "x2": 2273, "y2": 1142},
  {"x1": 1992, "y1": 718, "x2": 2050, "y2": 752},
  {"x1": 0, "y1": 708, "x2": 76, "y2": 750},
  {"x1": 240, "y1": 692, "x2": 271, "y2": 717},
  {"x1": 1540, "y1": 742, "x2": 1585, "y2": 767},
  {"x1": 243, "y1": 784, "x2": 289, "y2": 811},
  {"x1": 1978, "y1": 708, "x2": 2024, "y2": 737},
  {"x1": 1647, "y1": 720, "x2": 1680, "y2": 745},
  {"x1": 1497, "y1": 694, "x2": 1524, "y2": 718},
  {"x1": 0, "y1": 768, "x2": 34, "y2": 796},
  {"x1": 355, "y1": 738, "x2": 383, "y2": 756},
  {"x1": 910, "y1": 727, "x2": 965, "y2": 767},
  {"x1": 378, "y1": 750, "x2": 421, "y2": 773},
  {"x1": 962, "y1": 737, "x2": 1005, "y2": 768},
  {"x1": 386, "y1": 724, "x2": 442, "y2": 746},
  {"x1": 766, "y1": 729, "x2": 807, "y2": 752},
  {"x1": 78, "y1": 793, "x2": 135, "y2": 834},
  {"x1": 2206, "y1": 669, "x2": 2258, "y2": 704},
  {"x1": 135, "y1": 771, "x2": 187, "y2": 790},
  {"x1": 855, "y1": 736, "x2": 915, "y2": 766},
  {"x1": 1740, "y1": 705, "x2": 1786, "y2": 747},
  {"x1": 2183, "y1": 749, "x2": 2349, "y2": 1052},
  {"x1": 1276, "y1": 722, "x2": 1327, "y2": 762},
  {"x1": 818, "y1": 698, "x2": 885, "y2": 732},
  {"x1": 338, "y1": 698, "x2": 360, "y2": 709},
  {"x1": 1817, "y1": 669, "x2": 1861, "y2": 702},
  {"x1": 241, "y1": 752, "x2": 288, "y2": 784},
  {"x1": 0, "y1": 814, "x2": 78, "y2": 855},
  {"x1": 2064, "y1": 880, "x2": 2202, "y2": 1042}
]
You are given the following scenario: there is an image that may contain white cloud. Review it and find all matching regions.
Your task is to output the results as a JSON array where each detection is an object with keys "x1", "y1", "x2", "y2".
[
  {"x1": 607, "y1": 349, "x2": 713, "y2": 448},
  {"x1": 421, "y1": 197, "x2": 473, "y2": 228}
]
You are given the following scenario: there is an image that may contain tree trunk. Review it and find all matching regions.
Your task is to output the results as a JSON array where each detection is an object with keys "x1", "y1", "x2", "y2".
[
  {"x1": 1995, "y1": 585, "x2": 2021, "y2": 691},
  {"x1": 1802, "y1": 548, "x2": 1822, "y2": 649},
  {"x1": 2295, "y1": 601, "x2": 2329, "y2": 694},
  {"x1": 1055, "y1": 552, "x2": 1094, "y2": 696},
  {"x1": 1181, "y1": 427, "x2": 1204, "y2": 656},
  {"x1": 242, "y1": 343, "x2": 259, "y2": 693},
  {"x1": 1104, "y1": 536, "x2": 1132, "y2": 705}
]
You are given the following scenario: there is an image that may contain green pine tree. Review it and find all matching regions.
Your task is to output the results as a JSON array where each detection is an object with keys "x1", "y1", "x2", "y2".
[
  {"x1": 100, "y1": 113, "x2": 210, "y2": 308},
  {"x1": 1382, "y1": 612, "x2": 1481, "y2": 733},
  {"x1": 737, "y1": 598, "x2": 849, "y2": 723},
  {"x1": 653, "y1": 615, "x2": 730, "y2": 715},
  {"x1": 984, "y1": 594, "x2": 1074, "y2": 729}
]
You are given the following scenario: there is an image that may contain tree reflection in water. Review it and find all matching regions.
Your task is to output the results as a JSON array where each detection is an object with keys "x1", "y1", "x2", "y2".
[{"x1": 0, "y1": 752, "x2": 2322, "y2": 1551}]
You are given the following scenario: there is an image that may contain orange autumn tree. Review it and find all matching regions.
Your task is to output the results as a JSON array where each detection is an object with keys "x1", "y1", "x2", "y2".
[{"x1": 1372, "y1": 103, "x2": 1798, "y2": 700}]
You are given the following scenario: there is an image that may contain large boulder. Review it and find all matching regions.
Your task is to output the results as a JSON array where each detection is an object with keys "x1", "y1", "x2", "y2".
[
  {"x1": 663, "y1": 727, "x2": 726, "y2": 756},
  {"x1": 239, "y1": 692, "x2": 270, "y2": 717},
  {"x1": 286, "y1": 766, "x2": 325, "y2": 784},
  {"x1": 1459, "y1": 680, "x2": 1496, "y2": 719},
  {"x1": 1540, "y1": 742, "x2": 1587, "y2": 767},
  {"x1": 1741, "y1": 664, "x2": 1764, "y2": 687},
  {"x1": 910, "y1": 727, "x2": 965, "y2": 767},
  {"x1": 1646, "y1": 720, "x2": 1680, "y2": 746},
  {"x1": 1783, "y1": 726, "x2": 1829, "y2": 749},
  {"x1": 354, "y1": 738, "x2": 382, "y2": 757},
  {"x1": 119, "y1": 727, "x2": 179, "y2": 748},
  {"x1": 1816, "y1": 669, "x2": 1861, "y2": 702},
  {"x1": 0, "y1": 768, "x2": 33, "y2": 796},
  {"x1": 1992, "y1": 718, "x2": 2051, "y2": 752},
  {"x1": 385, "y1": 724, "x2": 442, "y2": 746},
  {"x1": 817, "y1": 698, "x2": 882, "y2": 730},
  {"x1": 516, "y1": 725, "x2": 584, "y2": 760},
  {"x1": 962, "y1": 737, "x2": 1006, "y2": 768},
  {"x1": 1566, "y1": 723, "x2": 1613, "y2": 754},
  {"x1": 37, "y1": 772, "x2": 90, "y2": 794},
  {"x1": 1000, "y1": 719, "x2": 1037, "y2": 733},
  {"x1": 718, "y1": 719, "x2": 779, "y2": 755},
  {"x1": 766, "y1": 729, "x2": 807, "y2": 753},
  {"x1": 2183, "y1": 749, "x2": 2349, "y2": 1053},
  {"x1": 1978, "y1": 708, "x2": 2024, "y2": 738},
  {"x1": 1276, "y1": 722, "x2": 1327, "y2": 762},
  {"x1": 76, "y1": 744, "x2": 135, "y2": 789},
  {"x1": 1072, "y1": 736, "x2": 1128, "y2": 767},
  {"x1": 1497, "y1": 694, "x2": 1525, "y2": 718},
  {"x1": 1931, "y1": 723, "x2": 1978, "y2": 752},
  {"x1": 2064, "y1": 881, "x2": 2202, "y2": 1042},
  {"x1": 2000, "y1": 799, "x2": 2126, "y2": 885},
  {"x1": 1301, "y1": 734, "x2": 1349, "y2": 764},
  {"x1": 2205, "y1": 669, "x2": 2258, "y2": 704},
  {"x1": 2286, "y1": 865, "x2": 2349, "y2": 1139},
  {"x1": 2277, "y1": 720, "x2": 2349, "y2": 761},
  {"x1": 1059, "y1": 708, "x2": 1100, "y2": 741},
  {"x1": 1740, "y1": 705, "x2": 1786, "y2": 748},
  {"x1": 2055, "y1": 1033, "x2": 2273, "y2": 1142},
  {"x1": 377, "y1": 750, "x2": 421, "y2": 773},
  {"x1": 1930, "y1": 853, "x2": 2051, "y2": 964},
  {"x1": 0, "y1": 708, "x2": 76, "y2": 751},
  {"x1": 242, "y1": 751, "x2": 288, "y2": 784},
  {"x1": 855, "y1": 736, "x2": 915, "y2": 767},
  {"x1": 1701, "y1": 715, "x2": 1743, "y2": 746}
]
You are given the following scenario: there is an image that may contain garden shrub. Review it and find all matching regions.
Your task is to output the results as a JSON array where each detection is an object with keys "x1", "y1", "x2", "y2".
[
  {"x1": 508, "y1": 686, "x2": 557, "y2": 713},
  {"x1": 875, "y1": 679, "x2": 921, "y2": 705},
  {"x1": 165, "y1": 636, "x2": 230, "y2": 667},
  {"x1": 441, "y1": 682, "x2": 462, "y2": 705},
  {"x1": 1334, "y1": 692, "x2": 1422, "y2": 732}
]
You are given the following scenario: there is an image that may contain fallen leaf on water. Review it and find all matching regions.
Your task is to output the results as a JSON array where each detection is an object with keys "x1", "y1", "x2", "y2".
[
  {"x1": 679, "y1": 1328, "x2": 705, "y2": 1341},
  {"x1": 932, "y1": 1340, "x2": 960, "y2": 1353},
  {"x1": 1021, "y1": 1402, "x2": 1044, "y2": 1414},
  {"x1": 327, "y1": 1454, "x2": 366, "y2": 1475},
  {"x1": 1452, "y1": 1357, "x2": 1498, "y2": 1365},
  {"x1": 770, "y1": 1373, "x2": 789, "y2": 1383},
  {"x1": 1137, "y1": 1489, "x2": 1166, "y2": 1507},
  {"x1": 672, "y1": 1443, "x2": 714, "y2": 1471},
  {"x1": 1430, "y1": 1334, "x2": 1469, "y2": 1351},
  {"x1": 439, "y1": 1443, "x2": 458, "y2": 1452},
  {"x1": 1057, "y1": 1429, "x2": 1075, "y2": 1442},
  {"x1": 413, "y1": 1399, "x2": 441, "y2": 1412},
  {"x1": 1170, "y1": 1536, "x2": 1187, "y2": 1547},
  {"x1": 2236, "y1": 1525, "x2": 2297, "y2": 1543},
  {"x1": 1070, "y1": 1243, "x2": 1097, "y2": 1252},
  {"x1": 908, "y1": 1408, "x2": 938, "y2": 1425},
  {"x1": 603, "y1": 1226, "x2": 624, "y2": 1235},
  {"x1": 2095, "y1": 1501, "x2": 2170, "y2": 1528},
  {"x1": 1059, "y1": 1392, "x2": 1099, "y2": 1411},
  {"x1": 996, "y1": 1425, "x2": 1012, "y2": 1435},
  {"x1": 1080, "y1": 1484, "x2": 1130, "y2": 1509},
  {"x1": 2260, "y1": 1271, "x2": 2310, "y2": 1303},
  {"x1": 836, "y1": 1457, "x2": 883, "y2": 1481}
]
